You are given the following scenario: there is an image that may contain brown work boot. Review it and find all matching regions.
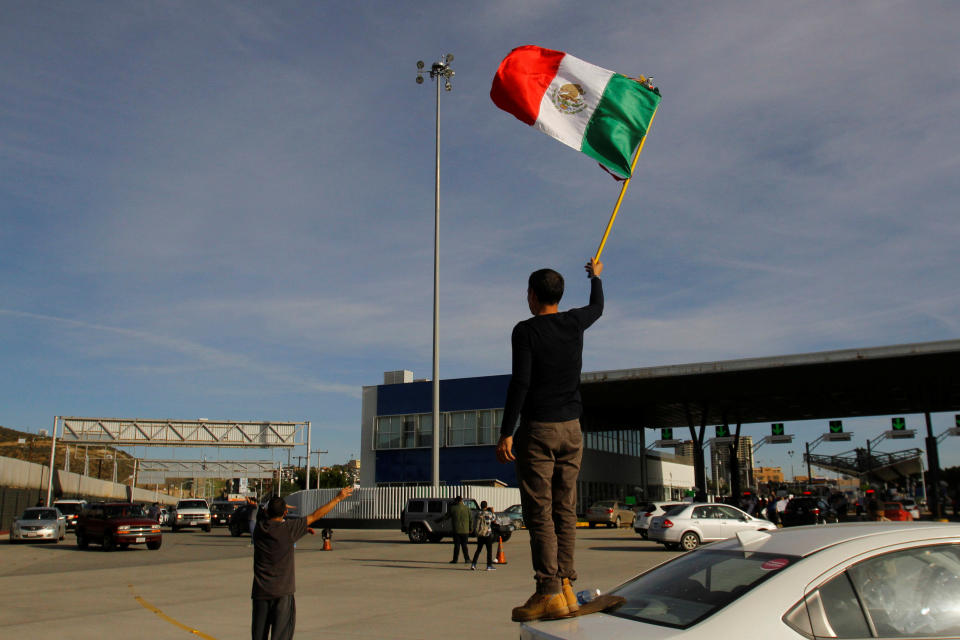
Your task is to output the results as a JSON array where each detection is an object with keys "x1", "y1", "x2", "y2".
[
  {"x1": 561, "y1": 578, "x2": 580, "y2": 613},
  {"x1": 511, "y1": 592, "x2": 570, "y2": 622}
]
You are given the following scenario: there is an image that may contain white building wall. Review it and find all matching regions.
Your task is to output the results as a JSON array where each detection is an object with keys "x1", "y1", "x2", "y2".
[{"x1": 359, "y1": 385, "x2": 378, "y2": 487}]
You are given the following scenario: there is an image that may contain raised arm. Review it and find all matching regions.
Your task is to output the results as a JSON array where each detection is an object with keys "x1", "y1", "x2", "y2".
[{"x1": 305, "y1": 486, "x2": 353, "y2": 526}]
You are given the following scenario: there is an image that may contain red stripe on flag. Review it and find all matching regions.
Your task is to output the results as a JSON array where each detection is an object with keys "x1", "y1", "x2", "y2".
[{"x1": 490, "y1": 45, "x2": 564, "y2": 126}]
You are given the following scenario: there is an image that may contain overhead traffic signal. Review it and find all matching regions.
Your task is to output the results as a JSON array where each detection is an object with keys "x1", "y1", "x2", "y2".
[
  {"x1": 771, "y1": 423, "x2": 785, "y2": 436},
  {"x1": 715, "y1": 425, "x2": 731, "y2": 438}
]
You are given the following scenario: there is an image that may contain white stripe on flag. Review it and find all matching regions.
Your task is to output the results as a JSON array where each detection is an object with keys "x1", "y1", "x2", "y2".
[{"x1": 535, "y1": 54, "x2": 614, "y2": 152}]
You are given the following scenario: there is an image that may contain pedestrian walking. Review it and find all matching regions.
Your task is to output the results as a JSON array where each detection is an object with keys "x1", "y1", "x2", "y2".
[
  {"x1": 496, "y1": 258, "x2": 604, "y2": 622},
  {"x1": 147, "y1": 502, "x2": 161, "y2": 522},
  {"x1": 471, "y1": 503, "x2": 497, "y2": 571},
  {"x1": 437, "y1": 496, "x2": 472, "y2": 563},
  {"x1": 251, "y1": 487, "x2": 352, "y2": 640}
]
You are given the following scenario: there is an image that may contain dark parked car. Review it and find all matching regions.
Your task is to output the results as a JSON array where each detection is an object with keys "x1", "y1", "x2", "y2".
[
  {"x1": 75, "y1": 502, "x2": 162, "y2": 551},
  {"x1": 780, "y1": 496, "x2": 839, "y2": 526},
  {"x1": 229, "y1": 503, "x2": 257, "y2": 537}
]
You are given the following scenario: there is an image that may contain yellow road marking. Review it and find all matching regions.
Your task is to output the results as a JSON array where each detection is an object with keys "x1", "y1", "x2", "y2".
[{"x1": 128, "y1": 584, "x2": 218, "y2": 639}]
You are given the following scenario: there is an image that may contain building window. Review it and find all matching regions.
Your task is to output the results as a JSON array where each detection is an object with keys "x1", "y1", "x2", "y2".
[
  {"x1": 376, "y1": 414, "x2": 437, "y2": 450},
  {"x1": 377, "y1": 409, "x2": 503, "y2": 450},
  {"x1": 376, "y1": 415, "x2": 403, "y2": 449},
  {"x1": 417, "y1": 414, "x2": 433, "y2": 447}
]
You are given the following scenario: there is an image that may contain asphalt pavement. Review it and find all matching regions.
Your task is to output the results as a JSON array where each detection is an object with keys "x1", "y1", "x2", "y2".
[{"x1": 0, "y1": 524, "x2": 679, "y2": 639}]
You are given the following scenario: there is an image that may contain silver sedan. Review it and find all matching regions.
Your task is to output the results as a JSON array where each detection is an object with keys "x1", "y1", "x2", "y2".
[
  {"x1": 648, "y1": 502, "x2": 775, "y2": 550},
  {"x1": 524, "y1": 522, "x2": 960, "y2": 640},
  {"x1": 10, "y1": 507, "x2": 66, "y2": 543}
]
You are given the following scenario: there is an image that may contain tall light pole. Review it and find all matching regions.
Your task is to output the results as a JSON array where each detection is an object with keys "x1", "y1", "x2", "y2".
[{"x1": 417, "y1": 54, "x2": 455, "y2": 490}]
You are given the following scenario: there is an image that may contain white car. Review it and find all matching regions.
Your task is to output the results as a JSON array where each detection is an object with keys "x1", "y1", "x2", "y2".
[
  {"x1": 10, "y1": 507, "x2": 66, "y2": 543},
  {"x1": 523, "y1": 522, "x2": 960, "y2": 640},
  {"x1": 634, "y1": 502, "x2": 686, "y2": 539},
  {"x1": 648, "y1": 503, "x2": 775, "y2": 551}
]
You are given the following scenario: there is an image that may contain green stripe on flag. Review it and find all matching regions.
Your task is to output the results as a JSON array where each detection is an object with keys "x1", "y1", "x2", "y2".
[{"x1": 580, "y1": 74, "x2": 660, "y2": 178}]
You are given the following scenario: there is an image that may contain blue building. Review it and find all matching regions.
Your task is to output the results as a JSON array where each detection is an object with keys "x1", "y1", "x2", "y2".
[{"x1": 359, "y1": 370, "x2": 694, "y2": 513}]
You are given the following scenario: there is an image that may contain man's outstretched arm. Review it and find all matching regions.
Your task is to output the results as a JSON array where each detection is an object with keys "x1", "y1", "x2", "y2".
[{"x1": 305, "y1": 486, "x2": 353, "y2": 527}]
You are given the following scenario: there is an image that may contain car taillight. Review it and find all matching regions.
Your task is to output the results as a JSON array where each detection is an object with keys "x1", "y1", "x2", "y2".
[
  {"x1": 644, "y1": 511, "x2": 654, "y2": 517},
  {"x1": 812, "y1": 508, "x2": 820, "y2": 515},
  {"x1": 662, "y1": 519, "x2": 674, "y2": 528},
  {"x1": 606, "y1": 509, "x2": 614, "y2": 514}
]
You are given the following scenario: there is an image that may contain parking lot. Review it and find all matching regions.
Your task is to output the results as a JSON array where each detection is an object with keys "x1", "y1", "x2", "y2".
[{"x1": 0, "y1": 525, "x2": 679, "y2": 639}]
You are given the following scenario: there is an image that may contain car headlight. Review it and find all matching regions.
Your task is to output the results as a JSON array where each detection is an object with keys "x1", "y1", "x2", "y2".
[{"x1": 117, "y1": 526, "x2": 130, "y2": 532}]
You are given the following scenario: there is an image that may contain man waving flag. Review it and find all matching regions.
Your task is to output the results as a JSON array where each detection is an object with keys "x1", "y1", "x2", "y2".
[{"x1": 490, "y1": 45, "x2": 660, "y2": 179}]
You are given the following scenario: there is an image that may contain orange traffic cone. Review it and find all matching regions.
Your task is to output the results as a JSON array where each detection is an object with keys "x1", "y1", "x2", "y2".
[
  {"x1": 322, "y1": 537, "x2": 332, "y2": 551},
  {"x1": 495, "y1": 536, "x2": 507, "y2": 565}
]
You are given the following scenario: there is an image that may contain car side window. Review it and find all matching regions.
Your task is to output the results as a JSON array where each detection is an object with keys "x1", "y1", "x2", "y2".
[
  {"x1": 427, "y1": 501, "x2": 443, "y2": 514},
  {"x1": 716, "y1": 506, "x2": 741, "y2": 519},
  {"x1": 408, "y1": 500, "x2": 424, "y2": 513},
  {"x1": 847, "y1": 544, "x2": 960, "y2": 638},
  {"x1": 692, "y1": 506, "x2": 709, "y2": 519}
]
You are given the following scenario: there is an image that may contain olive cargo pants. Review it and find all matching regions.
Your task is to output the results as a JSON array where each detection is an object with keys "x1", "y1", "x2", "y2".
[{"x1": 515, "y1": 419, "x2": 583, "y2": 595}]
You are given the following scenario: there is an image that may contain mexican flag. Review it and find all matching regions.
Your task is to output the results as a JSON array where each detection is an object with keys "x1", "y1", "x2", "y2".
[{"x1": 490, "y1": 45, "x2": 660, "y2": 179}]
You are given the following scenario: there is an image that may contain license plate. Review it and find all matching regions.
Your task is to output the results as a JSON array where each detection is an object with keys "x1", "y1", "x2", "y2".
[{"x1": 135, "y1": 537, "x2": 146, "y2": 543}]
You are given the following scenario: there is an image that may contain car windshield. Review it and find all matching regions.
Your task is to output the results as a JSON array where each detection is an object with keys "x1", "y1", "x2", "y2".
[
  {"x1": 103, "y1": 504, "x2": 146, "y2": 518},
  {"x1": 55, "y1": 503, "x2": 83, "y2": 515},
  {"x1": 178, "y1": 500, "x2": 208, "y2": 509},
  {"x1": 592, "y1": 501, "x2": 616, "y2": 508},
  {"x1": 22, "y1": 509, "x2": 58, "y2": 520},
  {"x1": 610, "y1": 549, "x2": 801, "y2": 629}
]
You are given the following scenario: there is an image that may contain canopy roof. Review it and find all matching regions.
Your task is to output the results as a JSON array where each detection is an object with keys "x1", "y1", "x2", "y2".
[{"x1": 580, "y1": 339, "x2": 960, "y2": 430}]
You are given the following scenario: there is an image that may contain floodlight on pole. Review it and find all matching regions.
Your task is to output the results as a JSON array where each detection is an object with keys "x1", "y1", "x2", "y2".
[{"x1": 416, "y1": 54, "x2": 455, "y2": 490}]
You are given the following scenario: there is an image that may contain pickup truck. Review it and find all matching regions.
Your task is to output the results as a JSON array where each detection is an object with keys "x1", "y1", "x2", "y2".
[
  {"x1": 170, "y1": 499, "x2": 212, "y2": 532},
  {"x1": 75, "y1": 502, "x2": 162, "y2": 551}
]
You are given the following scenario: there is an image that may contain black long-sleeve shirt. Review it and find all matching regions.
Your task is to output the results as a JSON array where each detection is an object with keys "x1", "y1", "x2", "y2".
[{"x1": 500, "y1": 277, "x2": 603, "y2": 437}]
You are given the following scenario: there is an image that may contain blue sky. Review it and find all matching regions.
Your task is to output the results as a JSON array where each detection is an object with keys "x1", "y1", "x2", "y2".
[{"x1": 2, "y1": 2, "x2": 958, "y2": 479}]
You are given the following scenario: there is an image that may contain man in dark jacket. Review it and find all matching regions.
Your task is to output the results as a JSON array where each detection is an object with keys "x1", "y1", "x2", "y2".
[
  {"x1": 497, "y1": 258, "x2": 604, "y2": 622},
  {"x1": 437, "y1": 496, "x2": 472, "y2": 563},
  {"x1": 251, "y1": 487, "x2": 352, "y2": 640}
]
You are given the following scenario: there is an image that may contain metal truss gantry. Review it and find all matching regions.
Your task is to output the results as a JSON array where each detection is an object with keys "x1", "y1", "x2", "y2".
[
  {"x1": 46, "y1": 416, "x2": 313, "y2": 506},
  {"x1": 136, "y1": 459, "x2": 277, "y2": 483},
  {"x1": 60, "y1": 417, "x2": 308, "y2": 447}
]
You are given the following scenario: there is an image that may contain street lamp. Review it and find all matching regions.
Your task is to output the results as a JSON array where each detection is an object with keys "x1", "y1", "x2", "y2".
[{"x1": 416, "y1": 53, "x2": 455, "y2": 490}]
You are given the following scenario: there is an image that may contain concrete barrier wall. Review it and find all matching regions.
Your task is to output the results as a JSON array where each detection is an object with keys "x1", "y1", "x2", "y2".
[{"x1": 0, "y1": 456, "x2": 177, "y2": 505}]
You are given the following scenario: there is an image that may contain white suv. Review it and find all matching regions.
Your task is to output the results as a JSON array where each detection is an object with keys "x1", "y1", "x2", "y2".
[{"x1": 170, "y1": 499, "x2": 211, "y2": 532}]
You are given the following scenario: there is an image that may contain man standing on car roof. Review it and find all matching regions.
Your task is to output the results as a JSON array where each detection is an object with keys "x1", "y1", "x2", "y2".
[
  {"x1": 251, "y1": 487, "x2": 352, "y2": 640},
  {"x1": 496, "y1": 258, "x2": 604, "y2": 622}
]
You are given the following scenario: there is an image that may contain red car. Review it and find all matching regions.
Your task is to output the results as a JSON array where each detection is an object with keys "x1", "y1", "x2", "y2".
[
  {"x1": 883, "y1": 501, "x2": 914, "y2": 521},
  {"x1": 76, "y1": 502, "x2": 163, "y2": 551}
]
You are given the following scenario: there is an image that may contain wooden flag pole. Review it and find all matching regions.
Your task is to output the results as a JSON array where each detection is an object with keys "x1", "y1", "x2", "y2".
[{"x1": 593, "y1": 107, "x2": 658, "y2": 262}]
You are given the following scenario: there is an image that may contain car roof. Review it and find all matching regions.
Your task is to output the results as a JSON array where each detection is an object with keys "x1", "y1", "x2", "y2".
[{"x1": 708, "y1": 522, "x2": 960, "y2": 557}]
